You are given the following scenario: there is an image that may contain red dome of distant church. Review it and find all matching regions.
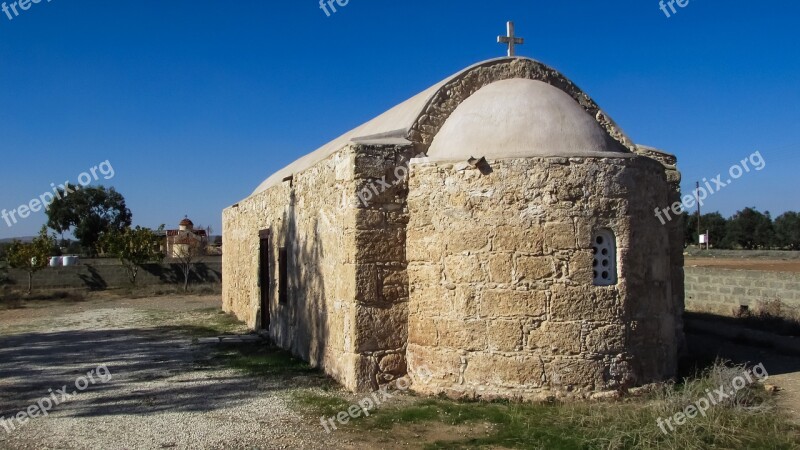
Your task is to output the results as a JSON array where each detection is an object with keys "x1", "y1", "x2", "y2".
[{"x1": 179, "y1": 217, "x2": 194, "y2": 229}]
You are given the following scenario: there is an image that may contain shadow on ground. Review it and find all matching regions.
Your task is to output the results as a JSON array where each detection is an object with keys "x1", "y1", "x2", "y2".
[
  {"x1": 683, "y1": 311, "x2": 800, "y2": 379},
  {"x1": 0, "y1": 327, "x2": 314, "y2": 420}
]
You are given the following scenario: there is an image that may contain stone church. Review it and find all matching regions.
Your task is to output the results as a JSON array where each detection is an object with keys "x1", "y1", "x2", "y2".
[{"x1": 222, "y1": 56, "x2": 685, "y2": 400}]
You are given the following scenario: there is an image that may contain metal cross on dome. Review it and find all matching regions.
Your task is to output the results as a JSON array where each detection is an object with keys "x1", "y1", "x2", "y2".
[{"x1": 497, "y1": 21, "x2": 524, "y2": 57}]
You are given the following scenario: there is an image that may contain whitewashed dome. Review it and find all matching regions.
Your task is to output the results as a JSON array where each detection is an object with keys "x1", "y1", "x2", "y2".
[
  {"x1": 427, "y1": 79, "x2": 626, "y2": 161},
  {"x1": 245, "y1": 57, "x2": 634, "y2": 199}
]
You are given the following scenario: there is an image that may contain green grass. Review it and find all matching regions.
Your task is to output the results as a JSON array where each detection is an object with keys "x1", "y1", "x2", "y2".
[
  {"x1": 184, "y1": 309, "x2": 246, "y2": 337},
  {"x1": 114, "y1": 284, "x2": 222, "y2": 299},
  {"x1": 0, "y1": 289, "x2": 86, "y2": 310},
  {"x1": 210, "y1": 342, "x2": 329, "y2": 380},
  {"x1": 143, "y1": 307, "x2": 248, "y2": 338},
  {"x1": 293, "y1": 362, "x2": 800, "y2": 449},
  {"x1": 294, "y1": 390, "x2": 353, "y2": 417}
]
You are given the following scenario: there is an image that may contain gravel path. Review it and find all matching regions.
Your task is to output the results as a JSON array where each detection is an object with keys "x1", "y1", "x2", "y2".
[{"x1": 0, "y1": 295, "x2": 351, "y2": 450}]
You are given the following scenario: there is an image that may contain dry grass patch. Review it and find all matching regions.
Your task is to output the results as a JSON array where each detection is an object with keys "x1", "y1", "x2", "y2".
[{"x1": 292, "y1": 361, "x2": 800, "y2": 449}]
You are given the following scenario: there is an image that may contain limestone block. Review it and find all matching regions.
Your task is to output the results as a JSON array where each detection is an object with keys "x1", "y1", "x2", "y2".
[
  {"x1": 494, "y1": 225, "x2": 544, "y2": 253},
  {"x1": 545, "y1": 358, "x2": 606, "y2": 390},
  {"x1": 354, "y1": 264, "x2": 378, "y2": 302},
  {"x1": 411, "y1": 284, "x2": 446, "y2": 317},
  {"x1": 584, "y1": 324, "x2": 627, "y2": 354},
  {"x1": 487, "y1": 320, "x2": 523, "y2": 352},
  {"x1": 407, "y1": 344, "x2": 461, "y2": 389},
  {"x1": 447, "y1": 228, "x2": 490, "y2": 253},
  {"x1": 408, "y1": 263, "x2": 441, "y2": 286},
  {"x1": 627, "y1": 319, "x2": 662, "y2": 349},
  {"x1": 381, "y1": 268, "x2": 409, "y2": 303},
  {"x1": 408, "y1": 316, "x2": 438, "y2": 347},
  {"x1": 378, "y1": 353, "x2": 407, "y2": 376},
  {"x1": 568, "y1": 250, "x2": 595, "y2": 284},
  {"x1": 355, "y1": 209, "x2": 387, "y2": 230},
  {"x1": 514, "y1": 255, "x2": 555, "y2": 282},
  {"x1": 354, "y1": 304, "x2": 409, "y2": 352},
  {"x1": 486, "y1": 253, "x2": 513, "y2": 283},
  {"x1": 442, "y1": 285, "x2": 479, "y2": 319},
  {"x1": 354, "y1": 152, "x2": 391, "y2": 179},
  {"x1": 544, "y1": 222, "x2": 577, "y2": 251},
  {"x1": 549, "y1": 284, "x2": 621, "y2": 322},
  {"x1": 528, "y1": 321, "x2": 582, "y2": 355},
  {"x1": 437, "y1": 319, "x2": 486, "y2": 351},
  {"x1": 465, "y1": 353, "x2": 544, "y2": 387},
  {"x1": 479, "y1": 289, "x2": 547, "y2": 318},
  {"x1": 351, "y1": 353, "x2": 381, "y2": 391},
  {"x1": 444, "y1": 254, "x2": 485, "y2": 284},
  {"x1": 355, "y1": 229, "x2": 405, "y2": 263},
  {"x1": 334, "y1": 152, "x2": 355, "y2": 181}
]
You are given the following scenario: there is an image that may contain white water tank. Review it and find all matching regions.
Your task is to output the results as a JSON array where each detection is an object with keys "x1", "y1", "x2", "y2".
[
  {"x1": 49, "y1": 257, "x2": 62, "y2": 268},
  {"x1": 62, "y1": 256, "x2": 79, "y2": 267}
]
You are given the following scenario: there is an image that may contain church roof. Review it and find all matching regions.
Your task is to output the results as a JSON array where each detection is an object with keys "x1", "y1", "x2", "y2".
[
  {"x1": 248, "y1": 57, "x2": 635, "y2": 198},
  {"x1": 250, "y1": 74, "x2": 448, "y2": 196},
  {"x1": 427, "y1": 78, "x2": 626, "y2": 160}
]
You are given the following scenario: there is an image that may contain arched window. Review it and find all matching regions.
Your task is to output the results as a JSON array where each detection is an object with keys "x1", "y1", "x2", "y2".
[{"x1": 592, "y1": 229, "x2": 617, "y2": 286}]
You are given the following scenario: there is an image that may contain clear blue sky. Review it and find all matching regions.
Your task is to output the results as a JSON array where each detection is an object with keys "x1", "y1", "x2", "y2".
[{"x1": 1, "y1": 0, "x2": 798, "y2": 239}]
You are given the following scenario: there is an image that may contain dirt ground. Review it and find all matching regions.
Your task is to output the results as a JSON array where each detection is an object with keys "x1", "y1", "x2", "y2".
[
  {"x1": 686, "y1": 257, "x2": 800, "y2": 273},
  {"x1": 1, "y1": 292, "x2": 799, "y2": 449},
  {"x1": 0, "y1": 293, "x2": 490, "y2": 450}
]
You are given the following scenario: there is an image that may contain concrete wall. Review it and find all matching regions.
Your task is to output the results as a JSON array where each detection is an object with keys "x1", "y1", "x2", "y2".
[
  {"x1": 685, "y1": 266, "x2": 800, "y2": 315},
  {"x1": 4, "y1": 260, "x2": 221, "y2": 289},
  {"x1": 405, "y1": 155, "x2": 683, "y2": 401}
]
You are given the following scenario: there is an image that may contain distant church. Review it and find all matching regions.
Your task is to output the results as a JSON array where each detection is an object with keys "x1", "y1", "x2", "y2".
[{"x1": 222, "y1": 53, "x2": 685, "y2": 400}]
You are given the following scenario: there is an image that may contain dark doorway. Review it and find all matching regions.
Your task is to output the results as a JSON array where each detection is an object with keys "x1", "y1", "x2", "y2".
[{"x1": 259, "y1": 229, "x2": 271, "y2": 331}]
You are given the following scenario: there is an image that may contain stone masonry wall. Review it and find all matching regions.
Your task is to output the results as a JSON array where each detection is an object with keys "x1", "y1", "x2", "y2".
[
  {"x1": 4, "y1": 260, "x2": 221, "y2": 290},
  {"x1": 685, "y1": 266, "x2": 800, "y2": 315},
  {"x1": 637, "y1": 147, "x2": 686, "y2": 353},
  {"x1": 222, "y1": 145, "x2": 363, "y2": 390},
  {"x1": 350, "y1": 143, "x2": 416, "y2": 390},
  {"x1": 405, "y1": 155, "x2": 681, "y2": 400}
]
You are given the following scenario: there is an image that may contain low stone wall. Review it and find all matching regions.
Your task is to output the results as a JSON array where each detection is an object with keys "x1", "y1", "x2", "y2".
[
  {"x1": 685, "y1": 249, "x2": 800, "y2": 259},
  {"x1": 3, "y1": 260, "x2": 222, "y2": 290},
  {"x1": 685, "y1": 266, "x2": 800, "y2": 315}
]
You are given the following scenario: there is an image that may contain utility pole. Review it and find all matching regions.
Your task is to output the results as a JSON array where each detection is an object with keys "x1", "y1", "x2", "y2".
[{"x1": 696, "y1": 181, "x2": 702, "y2": 249}]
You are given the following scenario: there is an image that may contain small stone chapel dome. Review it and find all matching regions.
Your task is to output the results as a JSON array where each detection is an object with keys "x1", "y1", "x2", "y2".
[
  {"x1": 427, "y1": 78, "x2": 626, "y2": 161},
  {"x1": 179, "y1": 217, "x2": 194, "y2": 230}
]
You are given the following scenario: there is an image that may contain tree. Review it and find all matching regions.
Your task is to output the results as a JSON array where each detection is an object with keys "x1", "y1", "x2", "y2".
[
  {"x1": 46, "y1": 185, "x2": 132, "y2": 255},
  {"x1": 100, "y1": 226, "x2": 164, "y2": 285},
  {"x1": 173, "y1": 239, "x2": 202, "y2": 292},
  {"x1": 724, "y1": 207, "x2": 775, "y2": 250},
  {"x1": 774, "y1": 211, "x2": 800, "y2": 250},
  {"x1": 686, "y1": 212, "x2": 729, "y2": 248},
  {"x1": 6, "y1": 227, "x2": 55, "y2": 294}
]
